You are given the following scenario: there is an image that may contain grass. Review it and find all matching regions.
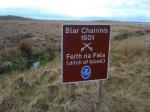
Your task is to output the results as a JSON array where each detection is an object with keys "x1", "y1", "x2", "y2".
[
  {"x1": 0, "y1": 19, "x2": 150, "y2": 112},
  {"x1": 113, "y1": 29, "x2": 150, "y2": 40},
  {"x1": 0, "y1": 46, "x2": 56, "y2": 74}
]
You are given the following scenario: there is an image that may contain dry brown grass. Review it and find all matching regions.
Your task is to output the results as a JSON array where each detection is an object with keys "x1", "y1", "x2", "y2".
[
  {"x1": 0, "y1": 19, "x2": 150, "y2": 112},
  {"x1": 112, "y1": 38, "x2": 150, "y2": 57},
  {"x1": 18, "y1": 39, "x2": 32, "y2": 58}
]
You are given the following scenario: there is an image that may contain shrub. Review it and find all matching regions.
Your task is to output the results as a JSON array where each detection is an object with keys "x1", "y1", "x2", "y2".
[
  {"x1": 18, "y1": 39, "x2": 32, "y2": 58},
  {"x1": 112, "y1": 38, "x2": 150, "y2": 57},
  {"x1": 113, "y1": 30, "x2": 147, "y2": 41}
]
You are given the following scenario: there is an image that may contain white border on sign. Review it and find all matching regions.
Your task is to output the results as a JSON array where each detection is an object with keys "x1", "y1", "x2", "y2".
[{"x1": 61, "y1": 23, "x2": 111, "y2": 84}]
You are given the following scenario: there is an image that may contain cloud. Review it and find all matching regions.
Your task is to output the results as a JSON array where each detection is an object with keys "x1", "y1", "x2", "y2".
[{"x1": 0, "y1": 0, "x2": 150, "y2": 21}]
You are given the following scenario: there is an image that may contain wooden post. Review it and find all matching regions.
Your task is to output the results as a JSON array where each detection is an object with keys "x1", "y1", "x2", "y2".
[
  {"x1": 97, "y1": 80, "x2": 103, "y2": 97},
  {"x1": 69, "y1": 83, "x2": 75, "y2": 97}
]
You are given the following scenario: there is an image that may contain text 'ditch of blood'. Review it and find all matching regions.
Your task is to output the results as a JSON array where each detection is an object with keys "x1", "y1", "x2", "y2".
[{"x1": 62, "y1": 24, "x2": 111, "y2": 83}]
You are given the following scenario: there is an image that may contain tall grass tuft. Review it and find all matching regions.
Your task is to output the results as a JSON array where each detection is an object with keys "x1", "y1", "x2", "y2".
[{"x1": 112, "y1": 38, "x2": 150, "y2": 57}]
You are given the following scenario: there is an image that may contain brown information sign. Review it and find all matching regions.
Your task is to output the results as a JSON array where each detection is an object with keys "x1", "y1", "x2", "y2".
[{"x1": 62, "y1": 24, "x2": 111, "y2": 83}]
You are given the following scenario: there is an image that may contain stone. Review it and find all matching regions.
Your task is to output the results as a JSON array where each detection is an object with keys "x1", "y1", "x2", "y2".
[
  {"x1": 32, "y1": 61, "x2": 40, "y2": 68},
  {"x1": 2, "y1": 61, "x2": 12, "y2": 68}
]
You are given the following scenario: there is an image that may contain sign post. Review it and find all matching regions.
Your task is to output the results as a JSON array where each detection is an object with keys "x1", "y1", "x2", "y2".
[
  {"x1": 62, "y1": 24, "x2": 111, "y2": 83},
  {"x1": 97, "y1": 80, "x2": 103, "y2": 97}
]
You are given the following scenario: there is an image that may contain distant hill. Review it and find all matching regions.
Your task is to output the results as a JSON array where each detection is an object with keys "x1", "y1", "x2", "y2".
[{"x1": 0, "y1": 15, "x2": 32, "y2": 21}]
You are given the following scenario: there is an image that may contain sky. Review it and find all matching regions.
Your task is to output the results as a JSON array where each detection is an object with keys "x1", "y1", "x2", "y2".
[{"x1": 0, "y1": 0, "x2": 150, "y2": 22}]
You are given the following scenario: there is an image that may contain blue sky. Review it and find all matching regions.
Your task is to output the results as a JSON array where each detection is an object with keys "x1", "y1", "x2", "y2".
[{"x1": 0, "y1": 0, "x2": 150, "y2": 22}]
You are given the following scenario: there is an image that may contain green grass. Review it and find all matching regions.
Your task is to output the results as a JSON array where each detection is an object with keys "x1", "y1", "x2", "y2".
[{"x1": 0, "y1": 48, "x2": 56, "y2": 74}]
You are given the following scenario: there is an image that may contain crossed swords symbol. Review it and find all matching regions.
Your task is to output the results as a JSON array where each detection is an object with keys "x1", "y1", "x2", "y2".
[{"x1": 81, "y1": 42, "x2": 93, "y2": 52}]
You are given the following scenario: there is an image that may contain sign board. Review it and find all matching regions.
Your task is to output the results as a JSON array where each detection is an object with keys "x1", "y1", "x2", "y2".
[{"x1": 62, "y1": 24, "x2": 111, "y2": 83}]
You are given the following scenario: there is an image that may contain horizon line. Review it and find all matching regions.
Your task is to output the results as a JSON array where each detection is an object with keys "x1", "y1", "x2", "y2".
[{"x1": 0, "y1": 15, "x2": 150, "y2": 24}]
